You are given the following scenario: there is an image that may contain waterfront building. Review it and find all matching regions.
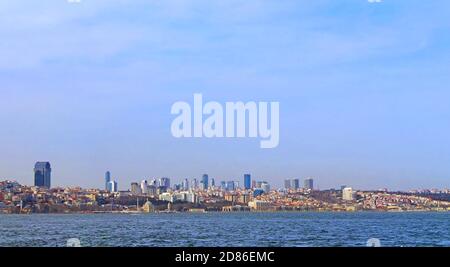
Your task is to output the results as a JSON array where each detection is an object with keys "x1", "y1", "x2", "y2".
[
  {"x1": 34, "y1": 162, "x2": 51, "y2": 188},
  {"x1": 244, "y1": 174, "x2": 251, "y2": 190},
  {"x1": 304, "y1": 178, "x2": 314, "y2": 190},
  {"x1": 248, "y1": 200, "x2": 272, "y2": 211},
  {"x1": 343, "y1": 187, "x2": 354, "y2": 201},
  {"x1": 142, "y1": 201, "x2": 155, "y2": 213},
  {"x1": 131, "y1": 182, "x2": 141, "y2": 195}
]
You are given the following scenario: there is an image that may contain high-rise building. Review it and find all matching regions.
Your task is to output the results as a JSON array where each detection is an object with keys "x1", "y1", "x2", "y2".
[
  {"x1": 105, "y1": 171, "x2": 111, "y2": 191},
  {"x1": 182, "y1": 178, "x2": 189, "y2": 191},
  {"x1": 261, "y1": 182, "x2": 270, "y2": 193},
  {"x1": 292, "y1": 179, "x2": 300, "y2": 190},
  {"x1": 107, "y1": 180, "x2": 118, "y2": 192},
  {"x1": 244, "y1": 174, "x2": 251, "y2": 190},
  {"x1": 141, "y1": 180, "x2": 148, "y2": 194},
  {"x1": 226, "y1": 181, "x2": 235, "y2": 191},
  {"x1": 131, "y1": 182, "x2": 141, "y2": 195},
  {"x1": 159, "y1": 177, "x2": 170, "y2": 188},
  {"x1": 256, "y1": 181, "x2": 263, "y2": 189},
  {"x1": 284, "y1": 179, "x2": 291, "y2": 189},
  {"x1": 34, "y1": 162, "x2": 51, "y2": 188},
  {"x1": 202, "y1": 174, "x2": 209, "y2": 190},
  {"x1": 211, "y1": 178, "x2": 215, "y2": 188},
  {"x1": 191, "y1": 178, "x2": 198, "y2": 190},
  {"x1": 342, "y1": 187, "x2": 354, "y2": 201},
  {"x1": 304, "y1": 178, "x2": 314, "y2": 190}
]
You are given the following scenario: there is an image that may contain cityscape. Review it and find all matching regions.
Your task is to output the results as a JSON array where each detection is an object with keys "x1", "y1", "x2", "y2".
[{"x1": 1, "y1": 161, "x2": 449, "y2": 214}]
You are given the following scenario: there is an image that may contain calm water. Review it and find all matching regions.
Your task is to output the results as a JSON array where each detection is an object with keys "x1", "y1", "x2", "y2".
[{"x1": 0, "y1": 212, "x2": 449, "y2": 247}]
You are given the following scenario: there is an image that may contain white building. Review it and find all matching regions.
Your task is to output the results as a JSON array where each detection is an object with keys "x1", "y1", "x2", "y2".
[
  {"x1": 342, "y1": 187, "x2": 355, "y2": 201},
  {"x1": 261, "y1": 182, "x2": 270, "y2": 193},
  {"x1": 141, "y1": 180, "x2": 148, "y2": 194}
]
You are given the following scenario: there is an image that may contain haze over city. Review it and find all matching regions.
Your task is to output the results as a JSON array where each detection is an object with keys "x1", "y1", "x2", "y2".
[{"x1": 1, "y1": 0, "x2": 450, "y2": 190}]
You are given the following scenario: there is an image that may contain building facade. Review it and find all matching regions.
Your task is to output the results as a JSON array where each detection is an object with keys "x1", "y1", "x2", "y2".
[{"x1": 34, "y1": 162, "x2": 51, "y2": 188}]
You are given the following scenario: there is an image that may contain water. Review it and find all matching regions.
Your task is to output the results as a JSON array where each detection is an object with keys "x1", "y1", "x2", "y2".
[{"x1": 0, "y1": 212, "x2": 449, "y2": 247}]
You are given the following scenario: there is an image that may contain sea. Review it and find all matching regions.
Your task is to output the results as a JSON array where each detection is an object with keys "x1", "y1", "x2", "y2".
[{"x1": 0, "y1": 212, "x2": 449, "y2": 247}]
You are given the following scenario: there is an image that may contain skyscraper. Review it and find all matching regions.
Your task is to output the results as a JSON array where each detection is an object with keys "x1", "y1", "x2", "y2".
[
  {"x1": 284, "y1": 179, "x2": 291, "y2": 189},
  {"x1": 141, "y1": 180, "x2": 148, "y2": 194},
  {"x1": 244, "y1": 174, "x2": 251, "y2": 190},
  {"x1": 107, "y1": 180, "x2": 118, "y2": 193},
  {"x1": 304, "y1": 178, "x2": 314, "y2": 190},
  {"x1": 182, "y1": 178, "x2": 189, "y2": 191},
  {"x1": 131, "y1": 182, "x2": 141, "y2": 195},
  {"x1": 261, "y1": 182, "x2": 270, "y2": 193},
  {"x1": 202, "y1": 174, "x2": 209, "y2": 190},
  {"x1": 292, "y1": 179, "x2": 300, "y2": 190},
  {"x1": 159, "y1": 177, "x2": 170, "y2": 188},
  {"x1": 105, "y1": 171, "x2": 111, "y2": 191},
  {"x1": 34, "y1": 162, "x2": 51, "y2": 188}
]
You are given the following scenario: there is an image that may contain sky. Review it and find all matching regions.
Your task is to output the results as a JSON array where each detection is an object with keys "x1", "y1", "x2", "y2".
[{"x1": 0, "y1": 0, "x2": 450, "y2": 190}]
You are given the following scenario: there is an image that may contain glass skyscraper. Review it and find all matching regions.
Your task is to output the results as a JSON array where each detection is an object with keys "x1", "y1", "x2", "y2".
[
  {"x1": 244, "y1": 174, "x2": 251, "y2": 190},
  {"x1": 202, "y1": 174, "x2": 209, "y2": 190},
  {"x1": 34, "y1": 162, "x2": 51, "y2": 188},
  {"x1": 105, "y1": 171, "x2": 111, "y2": 191},
  {"x1": 304, "y1": 178, "x2": 314, "y2": 190}
]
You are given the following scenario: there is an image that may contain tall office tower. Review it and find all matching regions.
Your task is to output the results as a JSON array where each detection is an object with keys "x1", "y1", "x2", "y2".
[
  {"x1": 304, "y1": 178, "x2": 314, "y2": 190},
  {"x1": 107, "y1": 180, "x2": 118, "y2": 192},
  {"x1": 221, "y1": 181, "x2": 226, "y2": 190},
  {"x1": 292, "y1": 179, "x2": 300, "y2": 190},
  {"x1": 261, "y1": 182, "x2": 270, "y2": 193},
  {"x1": 256, "y1": 181, "x2": 263, "y2": 189},
  {"x1": 182, "y1": 178, "x2": 189, "y2": 191},
  {"x1": 131, "y1": 182, "x2": 141, "y2": 195},
  {"x1": 342, "y1": 187, "x2": 354, "y2": 201},
  {"x1": 159, "y1": 177, "x2": 170, "y2": 188},
  {"x1": 211, "y1": 178, "x2": 215, "y2": 188},
  {"x1": 141, "y1": 180, "x2": 149, "y2": 194},
  {"x1": 244, "y1": 174, "x2": 251, "y2": 190},
  {"x1": 191, "y1": 178, "x2": 198, "y2": 190},
  {"x1": 284, "y1": 179, "x2": 291, "y2": 189},
  {"x1": 226, "y1": 181, "x2": 235, "y2": 191},
  {"x1": 202, "y1": 174, "x2": 209, "y2": 190},
  {"x1": 105, "y1": 171, "x2": 111, "y2": 191},
  {"x1": 34, "y1": 162, "x2": 51, "y2": 188}
]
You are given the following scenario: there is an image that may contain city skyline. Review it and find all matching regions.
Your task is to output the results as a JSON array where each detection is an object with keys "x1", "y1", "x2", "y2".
[
  {"x1": 5, "y1": 161, "x2": 449, "y2": 192},
  {"x1": 1, "y1": 1, "x2": 450, "y2": 190}
]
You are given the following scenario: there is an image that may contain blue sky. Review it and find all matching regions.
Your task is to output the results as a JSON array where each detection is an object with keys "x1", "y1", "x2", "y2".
[{"x1": 0, "y1": 0, "x2": 449, "y2": 190}]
